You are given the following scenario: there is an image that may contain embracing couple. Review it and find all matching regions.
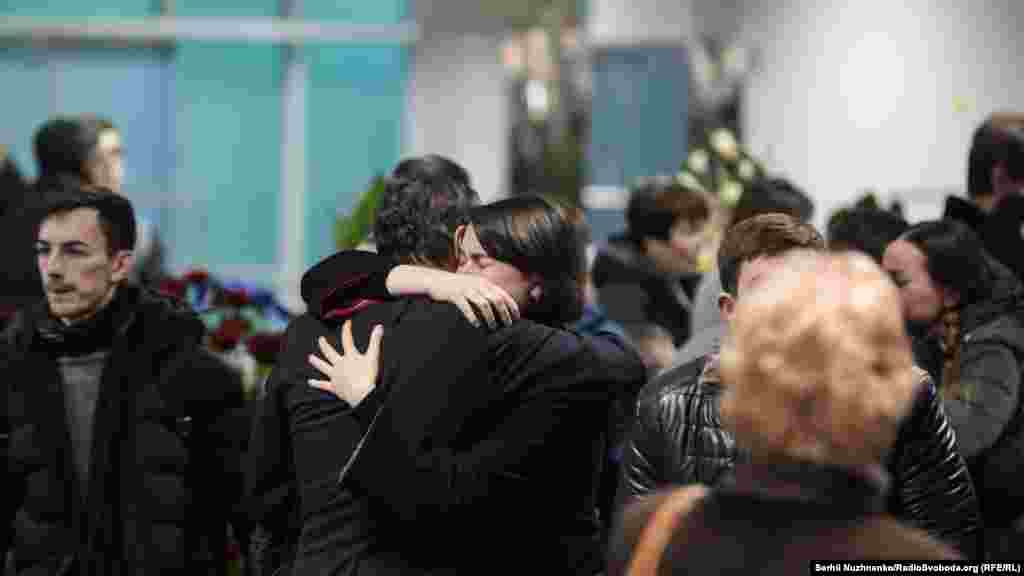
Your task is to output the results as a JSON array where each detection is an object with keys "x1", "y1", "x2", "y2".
[{"x1": 246, "y1": 155, "x2": 646, "y2": 575}]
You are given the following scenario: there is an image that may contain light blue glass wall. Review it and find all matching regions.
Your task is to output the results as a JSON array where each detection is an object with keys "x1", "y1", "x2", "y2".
[
  {"x1": 0, "y1": 0, "x2": 410, "y2": 282},
  {"x1": 301, "y1": 0, "x2": 408, "y2": 268},
  {"x1": 172, "y1": 0, "x2": 282, "y2": 273}
]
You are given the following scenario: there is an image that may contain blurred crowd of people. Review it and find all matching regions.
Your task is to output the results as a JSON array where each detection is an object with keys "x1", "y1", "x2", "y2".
[{"x1": 0, "y1": 110, "x2": 1022, "y2": 576}]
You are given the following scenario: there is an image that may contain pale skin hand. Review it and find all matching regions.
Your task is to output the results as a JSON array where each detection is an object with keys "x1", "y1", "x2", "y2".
[
  {"x1": 386, "y1": 265, "x2": 520, "y2": 329},
  {"x1": 308, "y1": 320, "x2": 383, "y2": 407}
]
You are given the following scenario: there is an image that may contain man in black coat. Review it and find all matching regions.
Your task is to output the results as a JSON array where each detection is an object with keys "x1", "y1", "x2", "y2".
[
  {"x1": 245, "y1": 156, "x2": 645, "y2": 575},
  {"x1": 1, "y1": 186, "x2": 246, "y2": 575},
  {"x1": 619, "y1": 213, "x2": 983, "y2": 559},
  {"x1": 944, "y1": 118, "x2": 1024, "y2": 283}
]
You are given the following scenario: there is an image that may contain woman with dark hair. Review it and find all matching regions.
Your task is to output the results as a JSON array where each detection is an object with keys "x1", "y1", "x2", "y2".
[
  {"x1": 293, "y1": 193, "x2": 643, "y2": 574},
  {"x1": 248, "y1": 157, "x2": 644, "y2": 574},
  {"x1": 883, "y1": 219, "x2": 1024, "y2": 558}
]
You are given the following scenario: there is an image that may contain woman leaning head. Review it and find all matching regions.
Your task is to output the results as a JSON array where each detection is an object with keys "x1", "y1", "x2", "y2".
[{"x1": 719, "y1": 251, "x2": 920, "y2": 470}]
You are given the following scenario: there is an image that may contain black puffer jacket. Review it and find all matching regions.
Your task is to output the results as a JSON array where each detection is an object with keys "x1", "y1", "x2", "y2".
[
  {"x1": 2, "y1": 285, "x2": 247, "y2": 575},
  {"x1": 620, "y1": 354, "x2": 983, "y2": 559}
]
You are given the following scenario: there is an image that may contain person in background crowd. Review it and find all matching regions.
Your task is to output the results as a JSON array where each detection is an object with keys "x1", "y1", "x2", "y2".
[
  {"x1": 8, "y1": 116, "x2": 166, "y2": 311},
  {"x1": 609, "y1": 252, "x2": 960, "y2": 575},
  {"x1": 675, "y1": 176, "x2": 814, "y2": 369},
  {"x1": 621, "y1": 213, "x2": 982, "y2": 558},
  {"x1": 0, "y1": 147, "x2": 29, "y2": 327},
  {"x1": 883, "y1": 219, "x2": 1024, "y2": 559},
  {"x1": 944, "y1": 114, "x2": 1024, "y2": 282},
  {"x1": 827, "y1": 205, "x2": 909, "y2": 263},
  {"x1": 246, "y1": 157, "x2": 644, "y2": 575},
  {"x1": 592, "y1": 175, "x2": 716, "y2": 368},
  {"x1": 1, "y1": 186, "x2": 246, "y2": 575}
]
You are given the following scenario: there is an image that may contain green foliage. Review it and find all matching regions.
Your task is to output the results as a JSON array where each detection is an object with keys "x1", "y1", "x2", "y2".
[
  {"x1": 676, "y1": 126, "x2": 766, "y2": 209},
  {"x1": 541, "y1": 125, "x2": 583, "y2": 207},
  {"x1": 335, "y1": 175, "x2": 385, "y2": 249}
]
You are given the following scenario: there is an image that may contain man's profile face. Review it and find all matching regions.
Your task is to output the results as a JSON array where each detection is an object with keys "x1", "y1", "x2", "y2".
[
  {"x1": 36, "y1": 207, "x2": 131, "y2": 323},
  {"x1": 87, "y1": 129, "x2": 124, "y2": 194}
]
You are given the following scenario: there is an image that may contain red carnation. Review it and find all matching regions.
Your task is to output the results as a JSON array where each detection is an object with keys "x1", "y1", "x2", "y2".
[
  {"x1": 208, "y1": 317, "x2": 251, "y2": 352},
  {"x1": 220, "y1": 287, "x2": 251, "y2": 308},
  {"x1": 245, "y1": 331, "x2": 285, "y2": 365},
  {"x1": 183, "y1": 268, "x2": 210, "y2": 284},
  {"x1": 157, "y1": 277, "x2": 188, "y2": 300}
]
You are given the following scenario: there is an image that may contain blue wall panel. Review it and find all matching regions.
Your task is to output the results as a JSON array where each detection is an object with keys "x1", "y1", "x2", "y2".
[
  {"x1": 172, "y1": 43, "x2": 282, "y2": 271},
  {"x1": 0, "y1": 48, "x2": 52, "y2": 179},
  {"x1": 304, "y1": 44, "x2": 407, "y2": 268},
  {"x1": 0, "y1": 0, "x2": 153, "y2": 18},
  {"x1": 586, "y1": 44, "x2": 688, "y2": 244},
  {"x1": 302, "y1": 0, "x2": 408, "y2": 268}
]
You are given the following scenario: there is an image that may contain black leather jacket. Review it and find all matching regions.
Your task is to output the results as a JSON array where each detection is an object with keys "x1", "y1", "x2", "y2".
[{"x1": 620, "y1": 355, "x2": 983, "y2": 559}]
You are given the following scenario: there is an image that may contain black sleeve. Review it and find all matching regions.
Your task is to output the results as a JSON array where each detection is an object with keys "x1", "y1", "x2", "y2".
[
  {"x1": 617, "y1": 392, "x2": 669, "y2": 503},
  {"x1": 886, "y1": 372, "x2": 983, "y2": 559},
  {"x1": 300, "y1": 251, "x2": 397, "y2": 316},
  {"x1": 241, "y1": 321, "x2": 310, "y2": 566},
  {"x1": 1, "y1": 384, "x2": 13, "y2": 562}
]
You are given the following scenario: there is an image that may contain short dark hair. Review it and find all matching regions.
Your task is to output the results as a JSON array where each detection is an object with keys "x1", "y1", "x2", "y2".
[
  {"x1": 900, "y1": 219, "x2": 995, "y2": 308},
  {"x1": 33, "y1": 114, "x2": 116, "y2": 186},
  {"x1": 827, "y1": 207, "x2": 908, "y2": 263},
  {"x1": 967, "y1": 117, "x2": 1024, "y2": 198},
  {"x1": 731, "y1": 177, "x2": 815, "y2": 225},
  {"x1": 469, "y1": 194, "x2": 585, "y2": 325},
  {"x1": 373, "y1": 155, "x2": 479, "y2": 266},
  {"x1": 718, "y1": 213, "x2": 825, "y2": 296},
  {"x1": 626, "y1": 176, "x2": 711, "y2": 244},
  {"x1": 39, "y1": 183, "x2": 136, "y2": 255}
]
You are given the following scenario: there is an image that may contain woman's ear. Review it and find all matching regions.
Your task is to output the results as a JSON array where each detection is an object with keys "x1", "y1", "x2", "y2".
[
  {"x1": 454, "y1": 225, "x2": 469, "y2": 268},
  {"x1": 529, "y1": 282, "x2": 544, "y2": 304}
]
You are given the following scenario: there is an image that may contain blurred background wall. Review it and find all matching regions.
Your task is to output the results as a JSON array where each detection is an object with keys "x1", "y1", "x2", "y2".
[{"x1": 2, "y1": 0, "x2": 1022, "y2": 309}]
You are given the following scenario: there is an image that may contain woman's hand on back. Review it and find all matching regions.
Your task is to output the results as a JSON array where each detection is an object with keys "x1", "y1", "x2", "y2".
[{"x1": 308, "y1": 320, "x2": 383, "y2": 407}]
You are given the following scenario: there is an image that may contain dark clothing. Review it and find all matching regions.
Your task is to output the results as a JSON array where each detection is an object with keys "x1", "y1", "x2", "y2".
[
  {"x1": 610, "y1": 461, "x2": 959, "y2": 575},
  {"x1": 0, "y1": 157, "x2": 31, "y2": 326},
  {"x1": 0, "y1": 183, "x2": 74, "y2": 319},
  {"x1": 913, "y1": 259, "x2": 1024, "y2": 532},
  {"x1": 592, "y1": 236, "x2": 700, "y2": 347},
  {"x1": 1, "y1": 285, "x2": 247, "y2": 575},
  {"x1": 245, "y1": 251, "x2": 646, "y2": 575},
  {"x1": 944, "y1": 194, "x2": 1024, "y2": 283},
  {"x1": 620, "y1": 353, "x2": 984, "y2": 559}
]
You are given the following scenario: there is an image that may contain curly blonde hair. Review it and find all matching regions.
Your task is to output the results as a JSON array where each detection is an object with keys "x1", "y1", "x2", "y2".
[{"x1": 719, "y1": 251, "x2": 919, "y2": 469}]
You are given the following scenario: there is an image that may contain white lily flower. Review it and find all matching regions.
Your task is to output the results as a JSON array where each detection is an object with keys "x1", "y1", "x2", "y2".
[
  {"x1": 738, "y1": 159, "x2": 757, "y2": 182},
  {"x1": 676, "y1": 171, "x2": 706, "y2": 193},
  {"x1": 719, "y1": 179, "x2": 743, "y2": 207},
  {"x1": 710, "y1": 129, "x2": 739, "y2": 161},
  {"x1": 688, "y1": 149, "x2": 710, "y2": 174}
]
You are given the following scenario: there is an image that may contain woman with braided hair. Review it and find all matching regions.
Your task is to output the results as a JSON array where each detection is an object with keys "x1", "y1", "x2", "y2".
[{"x1": 883, "y1": 219, "x2": 1024, "y2": 559}]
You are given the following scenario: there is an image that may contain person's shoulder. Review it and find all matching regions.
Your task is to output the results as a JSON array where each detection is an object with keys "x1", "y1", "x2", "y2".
[
  {"x1": 639, "y1": 354, "x2": 711, "y2": 406},
  {"x1": 133, "y1": 286, "x2": 204, "y2": 342}
]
